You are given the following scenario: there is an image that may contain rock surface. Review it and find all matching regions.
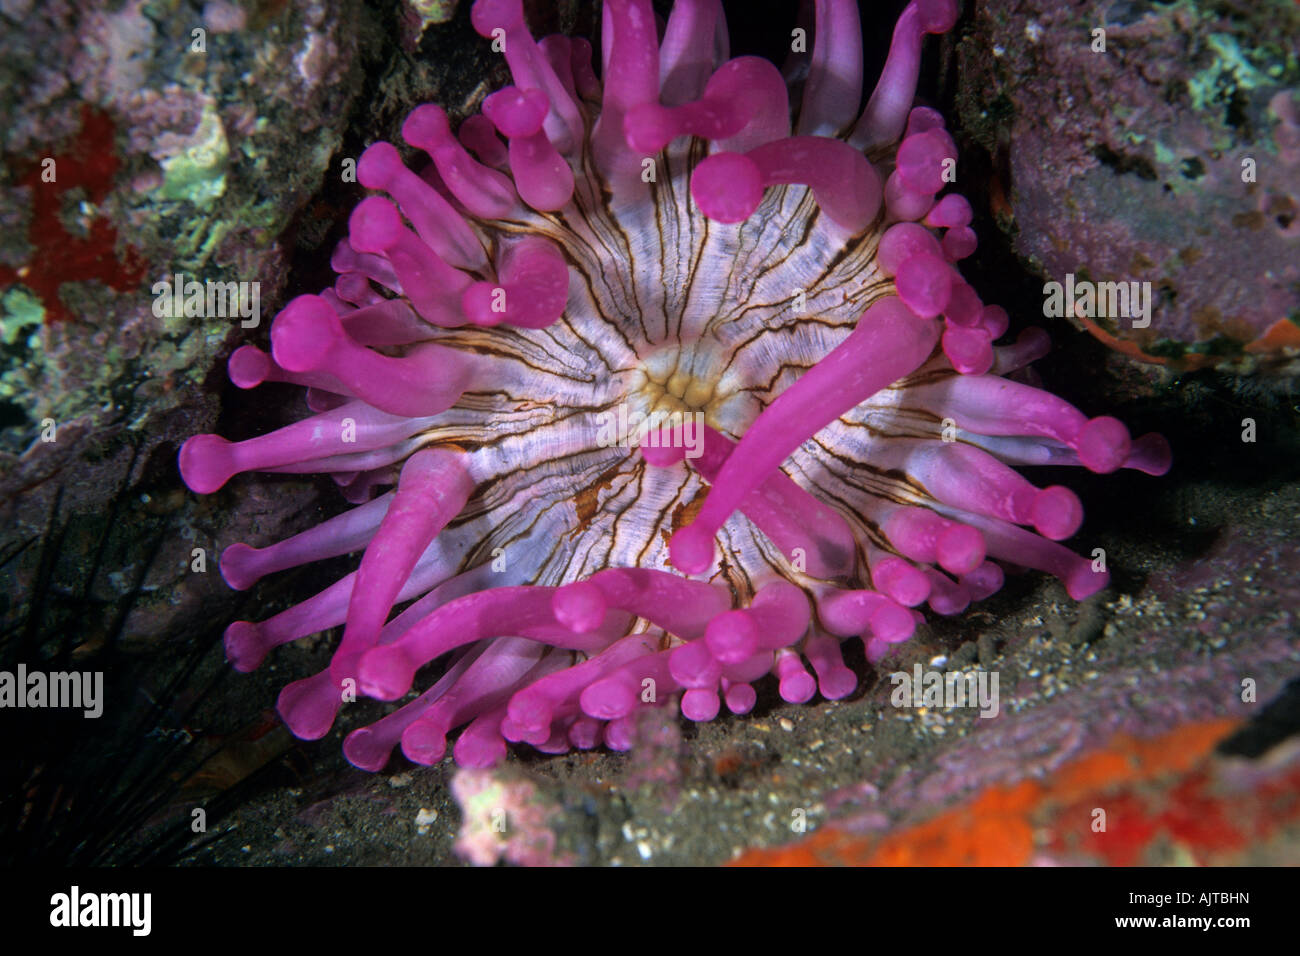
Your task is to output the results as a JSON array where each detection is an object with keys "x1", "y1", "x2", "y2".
[{"x1": 953, "y1": 0, "x2": 1300, "y2": 373}]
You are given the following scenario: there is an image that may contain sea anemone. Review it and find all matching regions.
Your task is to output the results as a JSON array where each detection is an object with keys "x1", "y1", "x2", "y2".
[{"x1": 179, "y1": 0, "x2": 1171, "y2": 770}]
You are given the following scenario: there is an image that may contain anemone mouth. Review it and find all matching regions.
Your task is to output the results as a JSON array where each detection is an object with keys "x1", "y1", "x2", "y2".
[
  {"x1": 178, "y1": 0, "x2": 1171, "y2": 772},
  {"x1": 635, "y1": 343, "x2": 725, "y2": 415}
]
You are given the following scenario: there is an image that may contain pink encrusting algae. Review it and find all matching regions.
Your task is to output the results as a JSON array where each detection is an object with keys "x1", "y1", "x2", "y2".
[{"x1": 179, "y1": 0, "x2": 1171, "y2": 770}]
